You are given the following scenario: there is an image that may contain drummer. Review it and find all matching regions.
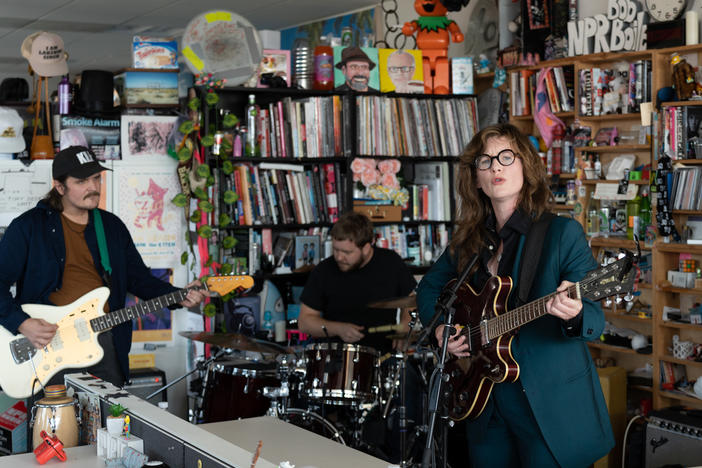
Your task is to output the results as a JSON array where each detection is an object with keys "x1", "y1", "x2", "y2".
[{"x1": 298, "y1": 211, "x2": 417, "y2": 353}]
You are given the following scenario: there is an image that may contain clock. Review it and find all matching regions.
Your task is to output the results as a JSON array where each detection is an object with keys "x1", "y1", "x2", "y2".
[{"x1": 644, "y1": 0, "x2": 686, "y2": 22}]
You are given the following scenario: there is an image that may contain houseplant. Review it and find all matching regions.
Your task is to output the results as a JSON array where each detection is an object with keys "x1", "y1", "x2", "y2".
[{"x1": 105, "y1": 403, "x2": 127, "y2": 436}]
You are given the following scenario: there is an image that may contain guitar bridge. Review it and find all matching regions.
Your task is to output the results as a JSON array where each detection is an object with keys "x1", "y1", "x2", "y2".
[{"x1": 10, "y1": 337, "x2": 36, "y2": 364}]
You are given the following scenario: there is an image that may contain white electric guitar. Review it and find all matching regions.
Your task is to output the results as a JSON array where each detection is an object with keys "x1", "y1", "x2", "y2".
[{"x1": 0, "y1": 275, "x2": 254, "y2": 399}]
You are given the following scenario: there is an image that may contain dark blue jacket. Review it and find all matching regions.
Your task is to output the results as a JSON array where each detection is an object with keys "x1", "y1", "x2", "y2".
[{"x1": 0, "y1": 200, "x2": 178, "y2": 379}]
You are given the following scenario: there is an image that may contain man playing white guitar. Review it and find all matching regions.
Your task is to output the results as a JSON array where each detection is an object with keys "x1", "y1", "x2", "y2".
[{"x1": 0, "y1": 146, "x2": 207, "y2": 395}]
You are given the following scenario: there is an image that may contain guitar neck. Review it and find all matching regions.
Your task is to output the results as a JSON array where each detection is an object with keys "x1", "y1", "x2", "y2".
[
  {"x1": 486, "y1": 283, "x2": 579, "y2": 341},
  {"x1": 89, "y1": 288, "x2": 192, "y2": 332}
]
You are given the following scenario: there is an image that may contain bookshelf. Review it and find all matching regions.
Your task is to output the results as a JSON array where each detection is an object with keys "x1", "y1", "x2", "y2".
[
  {"x1": 199, "y1": 87, "x2": 477, "y2": 286},
  {"x1": 507, "y1": 44, "x2": 702, "y2": 414}
]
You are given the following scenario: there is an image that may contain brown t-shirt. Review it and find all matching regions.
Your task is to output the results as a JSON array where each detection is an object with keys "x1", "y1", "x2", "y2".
[{"x1": 48, "y1": 214, "x2": 108, "y2": 311}]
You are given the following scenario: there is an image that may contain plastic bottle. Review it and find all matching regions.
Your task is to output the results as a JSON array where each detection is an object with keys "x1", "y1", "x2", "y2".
[
  {"x1": 262, "y1": 310, "x2": 273, "y2": 339},
  {"x1": 587, "y1": 197, "x2": 599, "y2": 235},
  {"x1": 639, "y1": 186, "x2": 651, "y2": 240},
  {"x1": 313, "y1": 36, "x2": 334, "y2": 91},
  {"x1": 626, "y1": 189, "x2": 641, "y2": 240},
  {"x1": 58, "y1": 75, "x2": 71, "y2": 115},
  {"x1": 245, "y1": 94, "x2": 258, "y2": 156}
]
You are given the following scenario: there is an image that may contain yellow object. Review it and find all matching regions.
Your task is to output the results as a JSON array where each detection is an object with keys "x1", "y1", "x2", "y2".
[
  {"x1": 182, "y1": 46, "x2": 204, "y2": 71},
  {"x1": 129, "y1": 353, "x2": 155, "y2": 369},
  {"x1": 206, "y1": 11, "x2": 231, "y2": 22},
  {"x1": 594, "y1": 367, "x2": 627, "y2": 468}
]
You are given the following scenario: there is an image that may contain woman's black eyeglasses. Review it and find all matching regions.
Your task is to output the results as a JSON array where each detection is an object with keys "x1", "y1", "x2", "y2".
[{"x1": 474, "y1": 149, "x2": 518, "y2": 170}]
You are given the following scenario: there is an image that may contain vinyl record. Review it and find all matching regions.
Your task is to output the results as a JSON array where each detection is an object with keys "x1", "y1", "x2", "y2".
[{"x1": 181, "y1": 10, "x2": 263, "y2": 86}]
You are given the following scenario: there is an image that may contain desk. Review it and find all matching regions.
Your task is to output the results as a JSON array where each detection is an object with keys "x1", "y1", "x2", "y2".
[{"x1": 0, "y1": 445, "x2": 101, "y2": 467}]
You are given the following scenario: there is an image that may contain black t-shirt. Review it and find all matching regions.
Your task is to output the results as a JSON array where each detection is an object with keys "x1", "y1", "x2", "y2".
[{"x1": 300, "y1": 247, "x2": 417, "y2": 352}]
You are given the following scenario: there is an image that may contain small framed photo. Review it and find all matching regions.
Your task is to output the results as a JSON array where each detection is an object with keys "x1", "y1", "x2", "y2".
[
  {"x1": 294, "y1": 235, "x2": 320, "y2": 269},
  {"x1": 120, "y1": 115, "x2": 177, "y2": 160},
  {"x1": 451, "y1": 57, "x2": 474, "y2": 94}
]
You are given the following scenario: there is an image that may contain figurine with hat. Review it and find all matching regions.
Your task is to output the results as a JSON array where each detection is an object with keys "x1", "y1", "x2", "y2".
[{"x1": 333, "y1": 46, "x2": 379, "y2": 92}]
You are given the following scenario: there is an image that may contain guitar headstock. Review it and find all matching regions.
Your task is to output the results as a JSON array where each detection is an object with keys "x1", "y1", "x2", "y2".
[
  {"x1": 580, "y1": 252, "x2": 637, "y2": 303},
  {"x1": 205, "y1": 275, "x2": 255, "y2": 296}
]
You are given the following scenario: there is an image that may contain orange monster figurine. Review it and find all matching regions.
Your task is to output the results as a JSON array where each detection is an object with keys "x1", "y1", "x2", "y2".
[{"x1": 402, "y1": 0, "x2": 470, "y2": 94}]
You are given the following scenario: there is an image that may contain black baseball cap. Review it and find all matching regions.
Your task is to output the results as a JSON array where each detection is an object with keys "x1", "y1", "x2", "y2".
[{"x1": 52, "y1": 146, "x2": 111, "y2": 180}]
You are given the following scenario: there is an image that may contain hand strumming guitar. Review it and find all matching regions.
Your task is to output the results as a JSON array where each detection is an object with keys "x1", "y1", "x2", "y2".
[
  {"x1": 435, "y1": 324, "x2": 470, "y2": 357},
  {"x1": 18, "y1": 318, "x2": 58, "y2": 349}
]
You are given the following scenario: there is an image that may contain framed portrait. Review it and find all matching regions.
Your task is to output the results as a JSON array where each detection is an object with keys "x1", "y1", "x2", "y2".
[
  {"x1": 294, "y1": 235, "x2": 320, "y2": 269},
  {"x1": 120, "y1": 115, "x2": 177, "y2": 160},
  {"x1": 333, "y1": 46, "x2": 380, "y2": 92},
  {"x1": 378, "y1": 48, "x2": 424, "y2": 94}
]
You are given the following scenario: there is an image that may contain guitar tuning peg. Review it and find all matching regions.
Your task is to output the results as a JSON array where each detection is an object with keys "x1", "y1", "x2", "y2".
[
  {"x1": 604, "y1": 298, "x2": 613, "y2": 307},
  {"x1": 615, "y1": 296, "x2": 623, "y2": 305},
  {"x1": 623, "y1": 293, "x2": 634, "y2": 302}
]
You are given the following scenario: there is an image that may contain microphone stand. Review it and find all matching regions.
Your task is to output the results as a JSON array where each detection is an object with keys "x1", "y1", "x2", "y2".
[
  {"x1": 145, "y1": 347, "x2": 230, "y2": 402},
  {"x1": 420, "y1": 253, "x2": 479, "y2": 468}
]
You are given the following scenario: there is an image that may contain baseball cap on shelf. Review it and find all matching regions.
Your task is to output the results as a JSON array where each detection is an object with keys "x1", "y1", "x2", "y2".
[
  {"x1": 0, "y1": 107, "x2": 26, "y2": 153},
  {"x1": 52, "y1": 146, "x2": 111, "y2": 180},
  {"x1": 21, "y1": 31, "x2": 68, "y2": 77}
]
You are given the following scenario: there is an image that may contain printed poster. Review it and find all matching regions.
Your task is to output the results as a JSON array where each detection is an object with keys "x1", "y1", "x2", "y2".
[{"x1": 114, "y1": 163, "x2": 182, "y2": 269}]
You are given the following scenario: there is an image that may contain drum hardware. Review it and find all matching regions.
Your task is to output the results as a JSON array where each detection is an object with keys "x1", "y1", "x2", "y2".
[{"x1": 178, "y1": 331, "x2": 289, "y2": 355}]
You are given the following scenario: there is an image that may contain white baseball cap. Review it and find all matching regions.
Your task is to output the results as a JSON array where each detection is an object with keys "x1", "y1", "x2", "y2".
[
  {"x1": 21, "y1": 31, "x2": 68, "y2": 77},
  {"x1": 0, "y1": 107, "x2": 25, "y2": 153}
]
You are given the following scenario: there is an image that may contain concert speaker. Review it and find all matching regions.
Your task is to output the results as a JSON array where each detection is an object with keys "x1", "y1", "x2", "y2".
[
  {"x1": 123, "y1": 367, "x2": 167, "y2": 404},
  {"x1": 645, "y1": 407, "x2": 702, "y2": 468}
]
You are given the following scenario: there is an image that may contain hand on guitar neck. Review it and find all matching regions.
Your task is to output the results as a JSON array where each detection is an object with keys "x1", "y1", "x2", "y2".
[
  {"x1": 435, "y1": 280, "x2": 582, "y2": 358},
  {"x1": 179, "y1": 279, "x2": 212, "y2": 308}
]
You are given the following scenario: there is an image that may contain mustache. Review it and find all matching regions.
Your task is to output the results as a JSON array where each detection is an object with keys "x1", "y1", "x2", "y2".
[
  {"x1": 84, "y1": 192, "x2": 100, "y2": 199},
  {"x1": 351, "y1": 75, "x2": 369, "y2": 82}
]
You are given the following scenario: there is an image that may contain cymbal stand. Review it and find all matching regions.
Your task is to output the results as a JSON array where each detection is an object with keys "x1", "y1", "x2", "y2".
[{"x1": 263, "y1": 354, "x2": 294, "y2": 417}]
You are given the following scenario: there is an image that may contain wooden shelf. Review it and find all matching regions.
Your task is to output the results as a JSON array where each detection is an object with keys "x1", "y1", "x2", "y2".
[
  {"x1": 224, "y1": 157, "x2": 344, "y2": 163},
  {"x1": 549, "y1": 203, "x2": 575, "y2": 211},
  {"x1": 578, "y1": 49, "x2": 653, "y2": 63},
  {"x1": 661, "y1": 355, "x2": 702, "y2": 367},
  {"x1": 589, "y1": 237, "x2": 651, "y2": 250},
  {"x1": 604, "y1": 311, "x2": 651, "y2": 323},
  {"x1": 639, "y1": 282, "x2": 652, "y2": 289},
  {"x1": 673, "y1": 210, "x2": 702, "y2": 215},
  {"x1": 672, "y1": 159, "x2": 702, "y2": 165},
  {"x1": 475, "y1": 72, "x2": 495, "y2": 80},
  {"x1": 661, "y1": 101, "x2": 702, "y2": 107},
  {"x1": 660, "y1": 321, "x2": 702, "y2": 331},
  {"x1": 575, "y1": 144, "x2": 650, "y2": 153},
  {"x1": 655, "y1": 243, "x2": 702, "y2": 254},
  {"x1": 581, "y1": 179, "x2": 649, "y2": 185},
  {"x1": 659, "y1": 390, "x2": 702, "y2": 405},
  {"x1": 577, "y1": 113, "x2": 641, "y2": 121},
  {"x1": 659, "y1": 286, "x2": 702, "y2": 295},
  {"x1": 588, "y1": 341, "x2": 640, "y2": 354},
  {"x1": 630, "y1": 385, "x2": 653, "y2": 393}
]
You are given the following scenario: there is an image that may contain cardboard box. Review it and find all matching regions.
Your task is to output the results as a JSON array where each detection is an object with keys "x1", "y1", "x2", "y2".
[
  {"x1": 594, "y1": 367, "x2": 627, "y2": 468},
  {"x1": 0, "y1": 401, "x2": 27, "y2": 455},
  {"x1": 114, "y1": 70, "x2": 178, "y2": 106},
  {"x1": 353, "y1": 202, "x2": 402, "y2": 222},
  {"x1": 132, "y1": 36, "x2": 178, "y2": 69}
]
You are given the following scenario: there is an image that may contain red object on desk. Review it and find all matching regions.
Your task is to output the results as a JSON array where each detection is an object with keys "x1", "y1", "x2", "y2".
[{"x1": 33, "y1": 431, "x2": 67, "y2": 464}]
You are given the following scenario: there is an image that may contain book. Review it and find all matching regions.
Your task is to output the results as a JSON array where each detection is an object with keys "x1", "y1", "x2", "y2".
[{"x1": 451, "y1": 57, "x2": 474, "y2": 94}]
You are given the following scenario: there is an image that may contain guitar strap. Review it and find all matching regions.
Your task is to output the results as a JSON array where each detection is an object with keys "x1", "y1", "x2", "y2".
[
  {"x1": 514, "y1": 212, "x2": 555, "y2": 306},
  {"x1": 93, "y1": 209, "x2": 113, "y2": 288}
]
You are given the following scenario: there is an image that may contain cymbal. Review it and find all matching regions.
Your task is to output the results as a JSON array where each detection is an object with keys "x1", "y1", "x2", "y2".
[
  {"x1": 368, "y1": 295, "x2": 416, "y2": 309},
  {"x1": 179, "y1": 331, "x2": 282, "y2": 355}
]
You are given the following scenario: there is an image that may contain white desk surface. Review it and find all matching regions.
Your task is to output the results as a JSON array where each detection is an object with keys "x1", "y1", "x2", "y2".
[
  {"x1": 200, "y1": 417, "x2": 392, "y2": 468},
  {"x1": 0, "y1": 445, "x2": 102, "y2": 467}
]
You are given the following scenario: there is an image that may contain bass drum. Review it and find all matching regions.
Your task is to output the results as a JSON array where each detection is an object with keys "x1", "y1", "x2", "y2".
[{"x1": 280, "y1": 408, "x2": 345, "y2": 445}]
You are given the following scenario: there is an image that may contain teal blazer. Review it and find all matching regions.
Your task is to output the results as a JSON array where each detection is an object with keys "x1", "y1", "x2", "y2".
[{"x1": 417, "y1": 216, "x2": 614, "y2": 467}]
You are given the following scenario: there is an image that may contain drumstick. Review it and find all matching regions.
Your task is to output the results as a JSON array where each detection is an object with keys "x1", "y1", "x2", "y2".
[{"x1": 367, "y1": 323, "x2": 406, "y2": 333}]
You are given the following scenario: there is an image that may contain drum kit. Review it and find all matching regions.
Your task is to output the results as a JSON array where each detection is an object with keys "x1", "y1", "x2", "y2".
[{"x1": 182, "y1": 295, "x2": 436, "y2": 465}]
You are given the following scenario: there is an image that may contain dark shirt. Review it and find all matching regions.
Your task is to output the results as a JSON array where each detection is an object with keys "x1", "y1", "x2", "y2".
[{"x1": 300, "y1": 247, "x2": 416, "y2": 352}]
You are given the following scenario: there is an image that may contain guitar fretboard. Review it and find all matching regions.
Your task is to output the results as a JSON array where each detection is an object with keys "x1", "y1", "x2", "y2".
[
  {"x1": 486, "y1": 284, "x2": 578, "y2": 340},
  {"x1": 90, "y1": 289, "x2": 191, "y2": 332}
]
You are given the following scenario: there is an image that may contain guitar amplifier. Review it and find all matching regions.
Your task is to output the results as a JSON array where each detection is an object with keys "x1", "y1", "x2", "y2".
[
  {"x1": 645, "y1": 407, "x2": 702, "y2": 468},
  {"x1": 123, "y1": 367, "x2": 167, "y2": 404}
]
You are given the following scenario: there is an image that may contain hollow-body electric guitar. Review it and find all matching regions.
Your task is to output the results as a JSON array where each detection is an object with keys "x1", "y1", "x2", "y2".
[
  {"x1": 0, "y1": 275, "x2": 254, "y2": 399},
  {"x1": 444, "y1": 254, "x2": 637, "y2": 421}
]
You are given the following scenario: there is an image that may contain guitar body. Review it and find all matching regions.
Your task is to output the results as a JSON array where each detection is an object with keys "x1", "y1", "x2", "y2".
[
  {"x1": 0, "y1": 287, "x2": 110, "y2": 398},
  {"x1": 444, "y1": 276, "x2": 520, "y2": 421}
]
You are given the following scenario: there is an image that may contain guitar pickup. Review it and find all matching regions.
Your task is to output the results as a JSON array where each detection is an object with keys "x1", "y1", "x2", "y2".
[{"x1": 10, "y1": 337, "x2": 36, "y2": 364}]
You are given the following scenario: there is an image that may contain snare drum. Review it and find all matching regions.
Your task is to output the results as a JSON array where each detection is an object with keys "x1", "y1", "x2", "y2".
[
  {"x1": 304, "y1": 343, "x2": 379, "y2": 404},
  {"x1": 200, "y1": 359, "x2": 280, "y2": 423}
]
